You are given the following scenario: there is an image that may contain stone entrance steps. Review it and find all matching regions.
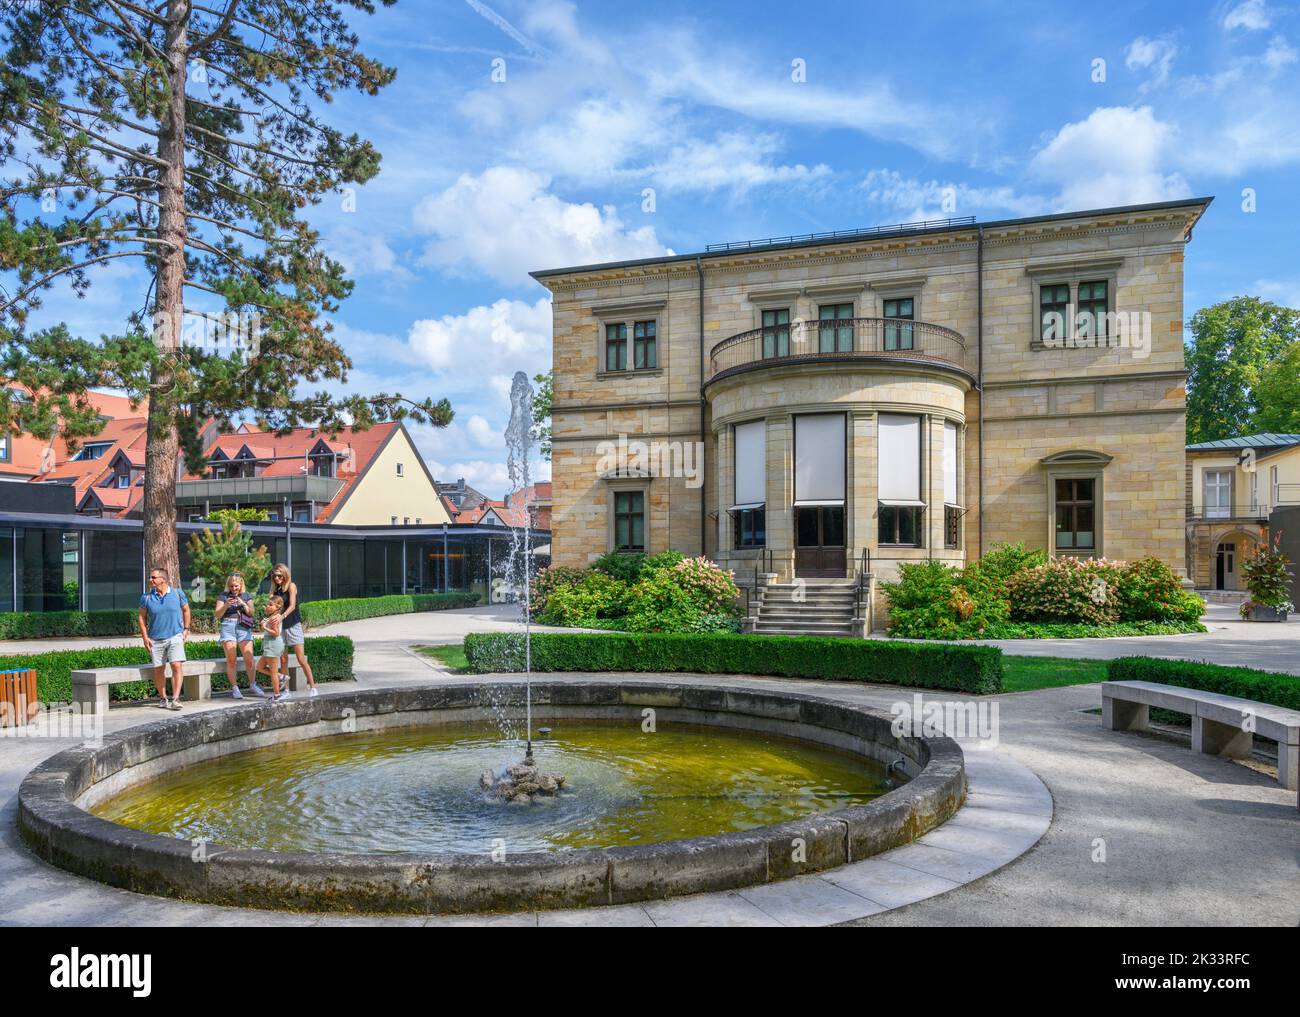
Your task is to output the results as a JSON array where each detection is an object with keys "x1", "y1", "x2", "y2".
[
  {"x1": 1196, "y1": 589, "x2": 1250, "y2": 604},
  {"x1": 752, "y1": 581, "x2": 859, "y2": 637}
]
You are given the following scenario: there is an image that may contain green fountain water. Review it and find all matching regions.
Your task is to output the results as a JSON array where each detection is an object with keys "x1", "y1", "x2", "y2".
[{"x1": 93, "y1": 721, "x2": 892, "y2": 854}]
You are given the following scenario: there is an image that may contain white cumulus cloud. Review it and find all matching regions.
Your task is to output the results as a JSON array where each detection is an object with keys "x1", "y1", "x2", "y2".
[{"x1": 1223, "y1": 0, "x2": 1272, "y2": 31}]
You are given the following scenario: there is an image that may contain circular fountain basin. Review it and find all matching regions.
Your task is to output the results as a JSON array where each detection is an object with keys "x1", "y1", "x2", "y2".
[{"x1": 18, "y1": 682, "x2": 965, "y2": 914}]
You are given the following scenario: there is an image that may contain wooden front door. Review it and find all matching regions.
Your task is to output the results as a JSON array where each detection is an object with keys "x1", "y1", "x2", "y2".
[{"x1": 794, "y1": 505, "x2": 846, "y2": 578}]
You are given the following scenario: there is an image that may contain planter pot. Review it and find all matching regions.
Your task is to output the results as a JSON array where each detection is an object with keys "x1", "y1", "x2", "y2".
[{"x1": 1247, "y1": 605, "x2": 1289, "y2": 622}]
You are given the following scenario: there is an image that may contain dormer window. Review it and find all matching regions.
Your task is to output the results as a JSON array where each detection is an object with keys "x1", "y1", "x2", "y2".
[
  {"x1": 116, "y1": 474, "x2": 130, "y2": 489},
  {"x1": 74, "y1": 442, "x2": 112, "y2": 461}
]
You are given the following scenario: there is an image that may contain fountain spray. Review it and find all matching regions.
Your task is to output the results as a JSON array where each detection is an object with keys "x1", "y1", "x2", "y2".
[{"x1": 505, "y1": 371, "x2": 535, "y2": 764}]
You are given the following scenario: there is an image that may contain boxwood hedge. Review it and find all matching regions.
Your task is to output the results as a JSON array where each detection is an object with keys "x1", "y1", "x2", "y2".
[
  {"x1": 463, "y1": 631, "x2": 1004, "y2": 694},
  {"x1": 1107, "y1": 656, "x2": 1300, "y2": 711},
  {"x1": 0, "y1": 636, "x2": 354, "y2": 704},
  {"x1": 0, "y1": 592, "x2": 479, "y2": 641}
]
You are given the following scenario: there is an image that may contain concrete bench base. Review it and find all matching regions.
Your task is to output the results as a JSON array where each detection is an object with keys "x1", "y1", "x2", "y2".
[
  {"x1": 1102, "y1": 681, "x2": 1299, "y2": 804},
  {"x1": 71, "y1": 658, "x2": 303, "y2": 714}
]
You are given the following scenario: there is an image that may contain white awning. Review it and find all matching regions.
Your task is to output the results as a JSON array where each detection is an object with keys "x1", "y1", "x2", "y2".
[
  {"x1": 793, "y1": 499, "x2": 845, "y2": 507},
  {"x1": 879, "y1": 499, "x2": 926, "y2": 507},
  {"x1": 943, "y1": 421, "x2": 958, "y2": 505},
  {"x1": 727, "y1": 502, "x2": 765, "y2": 512},
  {"x1": 734, "y1": 420, "x2": 766, "y2": 507},
  {"x1": 879, "y1": 413, "x2": 921, "y2": 502},
  {"x1": 794, "y1": 413, "x2": 845, "y2": 503}
]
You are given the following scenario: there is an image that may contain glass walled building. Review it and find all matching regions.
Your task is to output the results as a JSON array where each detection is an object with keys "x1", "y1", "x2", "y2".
[{"x1": 0, "y1": 512, "x2": 548, "y2": 612}]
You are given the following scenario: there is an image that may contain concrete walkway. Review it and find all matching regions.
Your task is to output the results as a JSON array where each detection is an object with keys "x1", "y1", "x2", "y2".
[{"x1": 1, "y1": 637, "x2": 1296, "y2": 926}]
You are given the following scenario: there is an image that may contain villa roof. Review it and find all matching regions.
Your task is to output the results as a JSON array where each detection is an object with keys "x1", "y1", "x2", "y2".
[{"x1": 1186, "y1": 433, "x2": 1300, "y2": 453}]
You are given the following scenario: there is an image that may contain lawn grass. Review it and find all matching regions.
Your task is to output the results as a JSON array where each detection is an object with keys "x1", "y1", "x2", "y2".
[
  {"x1": 1001, "y1": 655, "x2": 1108, "y2": 692},
  {"x1": 417, "y1": 643, "x2": 470, "y2": 673}
]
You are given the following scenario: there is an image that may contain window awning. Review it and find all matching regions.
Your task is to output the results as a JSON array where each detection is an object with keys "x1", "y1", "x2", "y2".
[
  {"x1": 727, "y1": 502, "x2": 765, "y2": 512},
  {"x1": 793, "y1": 499, "x2": 845, "y2": 507},
  {"x1": 879, "y1": 499, "x2": 926, "y2": 507},
  {"x1": 943, "y1": 503, "x2": 966, "y2": 511}
]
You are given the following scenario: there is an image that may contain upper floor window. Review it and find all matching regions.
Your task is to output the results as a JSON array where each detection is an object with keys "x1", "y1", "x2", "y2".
[
  {"x1": 309, "y1": 455, "x2": 334, "y2": 478},
  {"x1": 1204, "y1": 470, "x2": 1232, "y2": 519},
  {"x1": 818, "y1": 303, "x2": 853, "y2": 353},
  {"x1": 761, "y1": 308, "x2": 790, "y2": 358},
  {"x1": 396, "y1": 462, "x2": 405, "y2": 477},
  {"x1": 73, "y1": 442, "x2": 112, "y2": 461},
  {"x1": 0, "y1": 436, "x2": 8, "y2": 462},
  {"x1": 1077, "y1": 280, "x2": 1109, "y2": 339},
  {"x1": 882, "y1": 297, "x2": 915, "y2": 351},
  {"x1": 613, "y1": 490, "x2": 645, "y2": 552},
  {"x1": 115, "y1": 474, "x2": 130, "y2": 489},
  {"x1": 1055, "y1": 478, "x2": 1095, "y2": 550},
  {"x1": 604, "y1": 322, "x2": 628, "y2": 371},
  {"x1": 1040, "y1": 283, "x2": 1071, "y2": 341},
  {"x1": 633, "y1": 320, "x2": 657, "y2": 369}
]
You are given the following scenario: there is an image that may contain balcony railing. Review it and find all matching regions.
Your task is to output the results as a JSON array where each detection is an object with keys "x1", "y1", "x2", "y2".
[
  {"x1": 1189, "y1": 502, "x2": 1269, "y2": 522},
  {"x1": 707, "y1": 317, "x2": 968, "y2": 383},
  {"x1": 175, "y1": 474, "x2": 344, "y2": 507}
]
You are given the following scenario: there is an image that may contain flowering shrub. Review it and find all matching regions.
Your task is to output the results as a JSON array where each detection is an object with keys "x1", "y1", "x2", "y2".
[
  {"x1": 1006, "y1": 557, "x2": 1124, "y2": 625},
  {"x1": 624, "y1": 556, "x2": 741, "y2": 633},
  {"x1": 1115, "y1": 557, "x2": 1205, "y2": 624},
  {"x1": 531, "y1": 565, "x2": 583, "y2": 618},
  {"x1": 1240, "y1": 532, "x2": 1295, "y2": 617}
]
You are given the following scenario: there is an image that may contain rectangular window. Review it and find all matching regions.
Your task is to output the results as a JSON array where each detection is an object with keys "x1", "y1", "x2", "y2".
[
  {"x1": 295, "y1": 508, "x2": 311, "y2": 522},
  {"x1": 396, "y1": 462, "x2": 404, "y2": 477},
  {"x1": 0, "y1": 436, "x2": 8, "y2": 462},
  {"x1": 733, "y1": 507, "x2": 766, "y2": 548},
  {"x1": 1077, "y1": 280, "x2": 1108, "y2": 340},
  {"x1": 116, "y1": 474, "x2": 130, "y2": 489},
  {"x1": 818, "y1": 303, "x2": 853, "y2": 353},
  {"x1": 633, "y1": 320, "x2": 657, "y2": 369},
  {"x1": 605, "y1": 322, "x2": 628, "y2": 372},
  {"x1": 883, "y1": 297, "x2": 915, "y2": 351},
  {"x1": 1204, "y1": 470, "x2": 1232, "y2": 519},
  {"x1": 1040, "y1": 283, "x2": 1071, "y2": 342},
  {"x1": 761, "y1": 308, "x2": 790, "y2": 358},
  {"x1": 879, "y1": 505, "x2": 923, "y2": 546},
  {"x1": 613, "y1": 491, "x2": 645, "y2": 551},
  {"x1": 1055, "y1": 478, "x2": 1096, "y2": 550}
]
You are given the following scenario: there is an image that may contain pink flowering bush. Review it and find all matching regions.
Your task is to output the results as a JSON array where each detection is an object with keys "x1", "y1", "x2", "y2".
[
  {"x1": 1006, "y1": 557, "x2": 1124, "y2": 625},
  {"x1": 624, "y1": 556, "x2": 741, "y2": 633}
]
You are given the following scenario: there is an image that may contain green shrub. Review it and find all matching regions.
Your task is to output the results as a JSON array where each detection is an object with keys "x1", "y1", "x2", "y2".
[
  {"x1": 880, "y1": 560, "x2": 961, "y2": 637},
  {"x1": 186, "y1": 518, "x2": 273, "y2": 602},
  {"x1": 300, "y1": 592, "x2": 480, "y2": 627},
  {"x1": 463, "y1": 631, "x2": 1004, "y2": 694},
  {"x1": 979, "y1": 620, "x2": 1206, "y2": 638},
  {"x1": 1115, "y1": 557, "x2": 1205, "y2": 624},
  {"x1": 0, "y1": 636, "x2": 354, "y2": 704},
  {"x1": 974, "y1": 542, "x2": 1048, "y2": 592},
  {"x1": 590, "y1": 550, "x2": 646, "y2": 585},
  {"x1": 537, "y1": 570, "x2": 628, "y2": 627},
  {"x1": 623, "y1": 556, "x2": 739, "y2": 633},
  {"x1": 1006, "y1": 558, "x2": 1124, "y2": 625},
  {"x1": 1107, "y1": 656, "x2": 1300, "y2": 711},
  {"x1": 531, "y1": 565, "x2": 584, "y2": 617}
]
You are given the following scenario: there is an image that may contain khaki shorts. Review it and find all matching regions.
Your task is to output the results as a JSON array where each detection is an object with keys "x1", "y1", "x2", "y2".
[{"x1": 150, "y1": 633, "x2": 187, "y2": 666}]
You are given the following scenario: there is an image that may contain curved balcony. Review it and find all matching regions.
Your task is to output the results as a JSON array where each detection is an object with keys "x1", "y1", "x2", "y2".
[{"x1": 707, "y1": 317, "x2": 970, "y2": 385}]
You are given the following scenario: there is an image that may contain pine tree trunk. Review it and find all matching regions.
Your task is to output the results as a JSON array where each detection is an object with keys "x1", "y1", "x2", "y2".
[{"x1": 142, "y1": 2, "x2": 191, "y2": 586}]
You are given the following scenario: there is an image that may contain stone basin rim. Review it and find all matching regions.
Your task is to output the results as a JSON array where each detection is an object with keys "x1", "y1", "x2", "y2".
[{"x1": 17, "y1": 679, "x2": 967, "y2": 914}]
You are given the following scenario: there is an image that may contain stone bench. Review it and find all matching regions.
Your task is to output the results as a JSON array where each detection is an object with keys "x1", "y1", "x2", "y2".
[
  {"x1": 71, "y1": 658, "x2": 303, "y2": 714},
  {"x1": 1102, "y1": 680, "x2": 1299, "y2": 804}
]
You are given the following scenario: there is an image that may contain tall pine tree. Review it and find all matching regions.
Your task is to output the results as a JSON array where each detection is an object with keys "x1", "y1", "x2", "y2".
[{"x1": 0, "y1": 0, "x2": 451, "y2": 581}]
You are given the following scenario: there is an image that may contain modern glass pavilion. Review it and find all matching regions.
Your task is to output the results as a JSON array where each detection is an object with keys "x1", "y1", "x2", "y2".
[{"x1": 0, "y1": 510, "x2": 549, "y2": 612}]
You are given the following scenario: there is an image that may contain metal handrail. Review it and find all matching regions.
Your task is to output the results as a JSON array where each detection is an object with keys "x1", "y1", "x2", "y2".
[{"x1": 708, "y1": 317, "x2": 967, "y2": 381}]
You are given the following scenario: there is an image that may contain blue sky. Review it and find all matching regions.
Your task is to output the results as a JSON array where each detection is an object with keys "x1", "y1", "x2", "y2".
[{"x1": 23, "y1": 0, "x2": 1300, "y2": 496}]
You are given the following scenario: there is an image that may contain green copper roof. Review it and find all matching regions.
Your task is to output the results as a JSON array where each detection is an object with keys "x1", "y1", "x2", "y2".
[{"x1": 1186, "y1": 433, "x2": 1300, "y2": 451}]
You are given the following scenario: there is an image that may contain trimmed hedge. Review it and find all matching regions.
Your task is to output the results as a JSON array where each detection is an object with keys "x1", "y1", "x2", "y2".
[
  {"x1": 0, "y1": 592, "x2": 480, "y2": 641},
  {"x1": 0, "y1": 636, "x2": 354, "y2": 704},
  {"x1": 1107, "y1": 656, "x2": 1300, "y2": 712},
  {"x1": 463, "y1": 631, "x2": 1004, "y2": 695},
  {"x1": 301, "y1": 592, "x2": 479, "y2": 627}
]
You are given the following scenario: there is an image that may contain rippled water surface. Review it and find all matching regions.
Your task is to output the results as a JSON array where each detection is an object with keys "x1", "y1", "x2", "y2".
[{"x1": 94, "y1": 722, "x2": 893, "y2": 853}]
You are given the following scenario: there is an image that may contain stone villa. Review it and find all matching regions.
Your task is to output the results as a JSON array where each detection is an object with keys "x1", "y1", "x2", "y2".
[{"x1": 531, "y1": 198, "x2": 1211, "y2": 631}]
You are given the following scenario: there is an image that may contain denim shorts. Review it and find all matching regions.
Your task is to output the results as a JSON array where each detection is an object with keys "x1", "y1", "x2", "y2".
[
  {"x1": 219, "y1": 616, "x2": 254, "y2": 644},
  {"x1": 149, "y1": 633, "x2": 186, "y2": 666}
]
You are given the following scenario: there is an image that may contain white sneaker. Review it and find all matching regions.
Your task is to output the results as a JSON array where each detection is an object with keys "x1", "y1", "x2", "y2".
[
  {"x1": 247, "y1": 684, "x2": 267, "y2": 698},
  {"x1": 231, "y1": 687, "x2": 244, "y2": 700},
  {"x1": 271, "y1": 692, "x2": 289, "y2": 703},
  {"x1": 158, "y1": 697, "x2": 171, "y2": 710},
  {"x1": 170, "y1": 699, "x2": 182, "y2": 711},
  {"x1": 308, "y1": 687, "x2": 319, "y2": 698}
]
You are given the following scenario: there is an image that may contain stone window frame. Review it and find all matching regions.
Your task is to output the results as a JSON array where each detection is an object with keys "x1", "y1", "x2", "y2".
[
  {"x1": 592, "y1": 298, "x2": 667, "y2": 380},
  {"x1": 606, "y1": 480, "x2": 649, "y2": 553},
  {"x1": 1041, "y1": 450, "x2": 1112, "y2": 558},
  {"x1": 867, "y1": 276, "x2": 928, "y2": 323},
  {"x1": 1025, "y1": 257, "x2": 1123, "y2": 351}
]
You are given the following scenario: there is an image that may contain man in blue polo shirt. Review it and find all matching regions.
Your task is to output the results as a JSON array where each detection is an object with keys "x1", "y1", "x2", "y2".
[{"x1": 138, "y1": 567, "x2": 191, "y2": 711}]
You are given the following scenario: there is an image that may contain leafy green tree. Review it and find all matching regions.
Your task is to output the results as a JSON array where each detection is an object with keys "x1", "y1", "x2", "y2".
[
  {"x1": 1185, "y1": 297, "x2": 1300, "y2": 443},
  {"x1": 208, "y1": 506, "x2": 269, "y2": 523},
  {"x1": 185, "y1": 516, "x2": 271, "y2": 604},
  {"x1": 0, "y1": 0, "x2": 452, "y2": 583},
  {"x1": 1251, "y1": 341, "x2": 1300, "y2": 434},
  {"x1": 530, "y1": 369, "x2": 552, "y2": 460}
]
